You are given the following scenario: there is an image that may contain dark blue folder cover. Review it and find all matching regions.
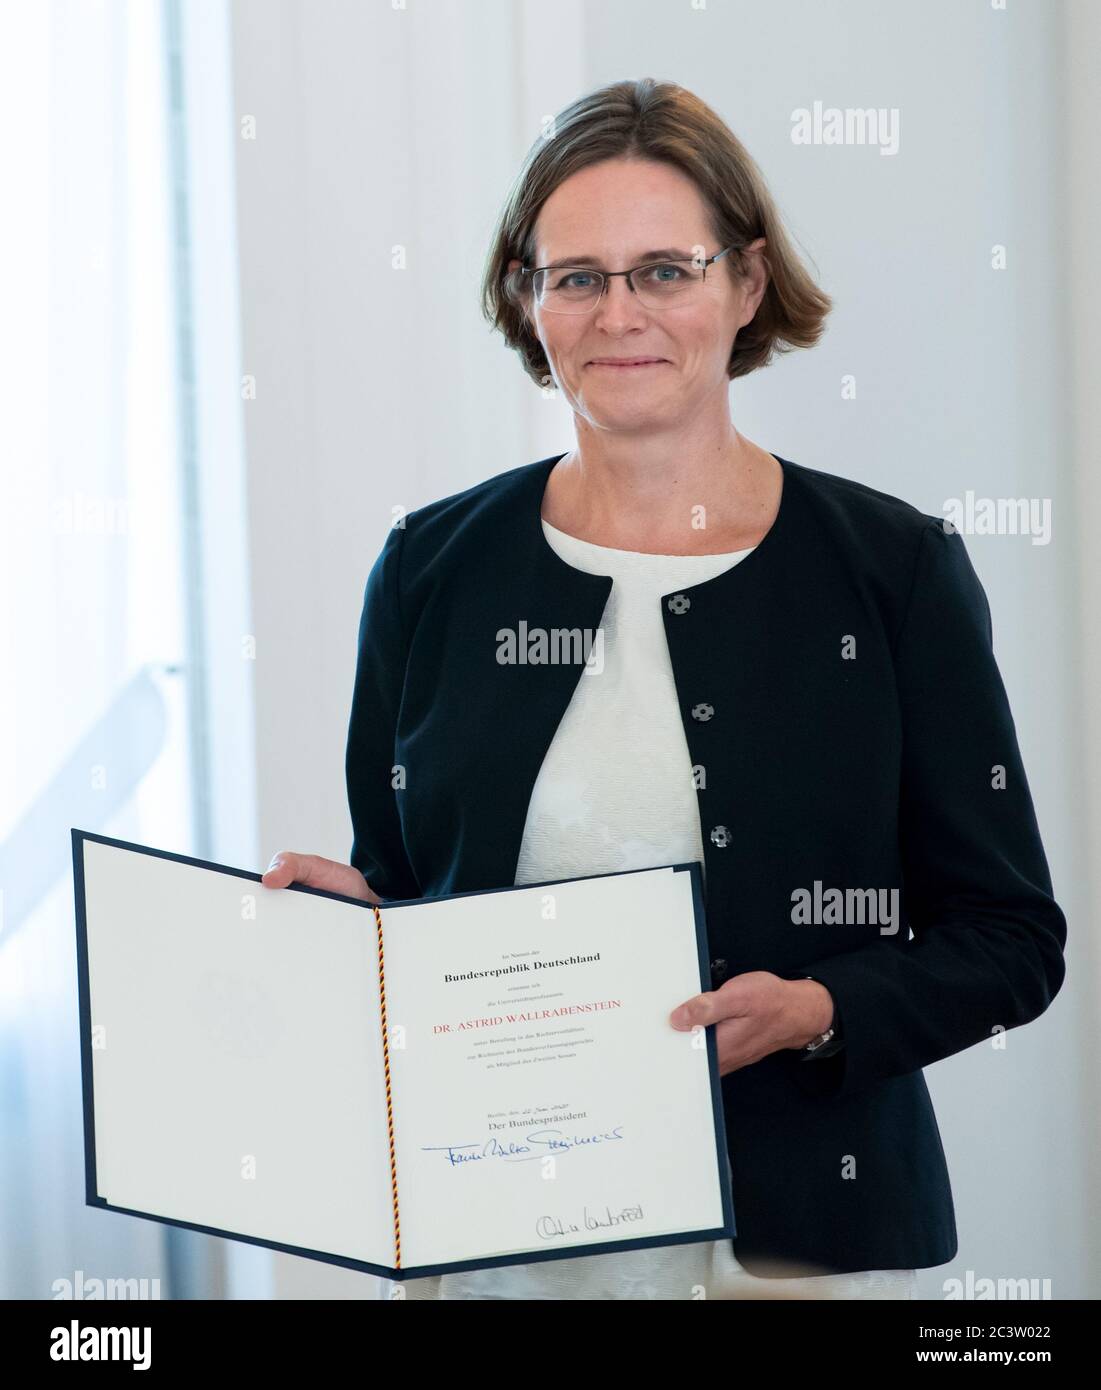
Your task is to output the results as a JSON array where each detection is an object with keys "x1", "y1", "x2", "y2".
[{"x1": 72, "y1": 827, "x2": 735, "y2": 1280}]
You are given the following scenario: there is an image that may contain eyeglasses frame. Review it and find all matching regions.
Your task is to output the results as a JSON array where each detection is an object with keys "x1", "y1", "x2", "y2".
[{"x1": 519, "y1": 245, "x2": 739, "y2": 313}]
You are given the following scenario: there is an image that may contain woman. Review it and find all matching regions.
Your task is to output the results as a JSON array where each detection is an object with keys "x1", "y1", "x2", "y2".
[{"x1": 263, "y1": 79, "x2": 1066, "y2": 1300}]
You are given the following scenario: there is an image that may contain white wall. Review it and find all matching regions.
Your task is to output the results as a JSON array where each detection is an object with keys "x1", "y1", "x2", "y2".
[{"x1": 229, "y1": 0, "x2": 1097, "y2": 1298}]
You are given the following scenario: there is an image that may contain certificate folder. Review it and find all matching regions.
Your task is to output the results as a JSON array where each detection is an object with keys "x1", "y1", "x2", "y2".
[{"x1": 71, "y1": 829, "x2": 735, "y2": 1280}]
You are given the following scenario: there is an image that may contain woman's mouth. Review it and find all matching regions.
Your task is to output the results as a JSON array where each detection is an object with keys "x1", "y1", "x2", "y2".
[{"x1": 587, "y1": 357, "x2": 669, "y2": 370}]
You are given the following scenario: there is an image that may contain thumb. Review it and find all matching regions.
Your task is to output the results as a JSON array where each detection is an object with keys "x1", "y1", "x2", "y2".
[
  {"x1": 669, "y1": 991, "x2": 720, "y2": 1031},
  {"x1": 261, "y1": 851, "x2": 305, "y2": 888}
]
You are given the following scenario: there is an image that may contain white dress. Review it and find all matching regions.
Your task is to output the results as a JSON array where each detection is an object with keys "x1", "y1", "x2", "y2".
[{"x1": 398, "y1": 519, "x2": 917, "y2": 1301}]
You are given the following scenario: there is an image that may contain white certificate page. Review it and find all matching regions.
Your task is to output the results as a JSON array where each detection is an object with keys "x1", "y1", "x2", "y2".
[
  {"x1": 76, "y1": 834, "x2": 397, "y2": 1272},
  {"x1": 381, "y1": 864, "x2": 730, "y2": 1273}
]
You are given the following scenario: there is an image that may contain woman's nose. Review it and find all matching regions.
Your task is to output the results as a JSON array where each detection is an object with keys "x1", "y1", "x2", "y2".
[{"x1": 590, "y1": 274, "x2": 650, "y2": 329}]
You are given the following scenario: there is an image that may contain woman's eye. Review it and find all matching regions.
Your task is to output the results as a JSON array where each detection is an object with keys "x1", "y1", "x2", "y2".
[
  {"x1": 642, "y1": 263, "x2": 686, "y2": 283},
  {"x1": 559, "y1": 270, "x2": 596, "y2": 289}
]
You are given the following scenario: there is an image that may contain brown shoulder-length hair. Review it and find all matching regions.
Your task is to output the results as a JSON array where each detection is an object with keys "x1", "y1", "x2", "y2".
[{"x1": 481, "y1": 78, "x2": 831, "y2": 388}]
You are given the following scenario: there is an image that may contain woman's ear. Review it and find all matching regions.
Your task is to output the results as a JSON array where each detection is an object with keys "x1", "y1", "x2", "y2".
[
  {"x1": 738, "y1": 237, "x2": 770, "y2": 323},
  {"x1": 507, "y1": 257, "x2": 534, "y2": 330}
]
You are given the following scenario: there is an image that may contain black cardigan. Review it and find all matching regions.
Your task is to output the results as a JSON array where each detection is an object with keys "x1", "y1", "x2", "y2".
[{"x1": 344, "y1": 452, "x2": 1066, "y2": 1278}]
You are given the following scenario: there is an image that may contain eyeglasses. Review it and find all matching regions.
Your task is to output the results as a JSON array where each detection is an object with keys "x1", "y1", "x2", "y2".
[{"x1": 520, "y1": 246, "x2": 737, "y2": 314}]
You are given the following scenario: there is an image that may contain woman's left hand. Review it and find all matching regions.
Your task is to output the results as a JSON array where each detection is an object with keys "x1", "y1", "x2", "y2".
[{"x1": 668, "y1": 972, "x2": 834, "y2": 1076}]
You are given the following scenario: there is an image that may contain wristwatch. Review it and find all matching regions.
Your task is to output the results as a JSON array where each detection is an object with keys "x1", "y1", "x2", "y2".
[{"x1": 798, "y1": 975, "x2": 845, "y2": 1060}]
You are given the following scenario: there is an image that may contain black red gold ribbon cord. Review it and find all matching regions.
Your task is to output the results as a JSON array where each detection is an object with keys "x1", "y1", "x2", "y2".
[{"x1": 372, "y1": 902, "x2": 400, "y2": 1270}]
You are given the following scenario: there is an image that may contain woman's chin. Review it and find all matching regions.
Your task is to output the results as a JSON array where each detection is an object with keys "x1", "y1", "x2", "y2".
[{"x1": 579, "y1": 386, "x2": 684, "y2": 428}]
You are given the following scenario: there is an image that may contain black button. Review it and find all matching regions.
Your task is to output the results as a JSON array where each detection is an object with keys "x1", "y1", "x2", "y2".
[{"x1": 710, "y1": 957, "x2": 729, "y2": 985}]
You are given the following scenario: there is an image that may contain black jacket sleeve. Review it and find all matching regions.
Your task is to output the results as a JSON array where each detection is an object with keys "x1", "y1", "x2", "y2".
[
  {"x1": 344, "y1": 522, "x2": 421, "y2": 902},
  {"x1": 784, "y1": 518, "x2": 1066, "y2": 1100}
]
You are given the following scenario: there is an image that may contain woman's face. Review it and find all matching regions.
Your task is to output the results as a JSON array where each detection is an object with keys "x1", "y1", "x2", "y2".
[{"x1": 510, "y1": 157, "x2": 767, "y2": 435}]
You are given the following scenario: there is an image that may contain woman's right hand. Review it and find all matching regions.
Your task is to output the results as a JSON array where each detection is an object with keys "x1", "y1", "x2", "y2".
[{"x1": 261, "y1": 851, "x2": 380, "y2": 904}]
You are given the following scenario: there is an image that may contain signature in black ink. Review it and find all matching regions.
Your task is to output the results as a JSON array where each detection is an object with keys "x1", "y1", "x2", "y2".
[{"x1": 536, "y1": 1203, "x2": 646, "y2": 1240}]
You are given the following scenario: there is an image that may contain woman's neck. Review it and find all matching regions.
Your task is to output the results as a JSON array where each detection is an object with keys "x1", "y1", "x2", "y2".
[{"x1": 541, "y1": 431, "x2": 782, "y2": 556}]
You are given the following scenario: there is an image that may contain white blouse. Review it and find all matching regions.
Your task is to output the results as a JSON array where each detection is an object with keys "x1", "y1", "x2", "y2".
[{"x1": 399, "y1": 519, "x2": 916, "y2": 1301}]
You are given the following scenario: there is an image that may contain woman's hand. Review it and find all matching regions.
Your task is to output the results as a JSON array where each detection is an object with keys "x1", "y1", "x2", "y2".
[
  {"x1": 261, "y1": 851, "x2": 379, "y2": 904},
  {"x1": 668, "y1": 972, "x2": 834, "y2": 1076}
]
